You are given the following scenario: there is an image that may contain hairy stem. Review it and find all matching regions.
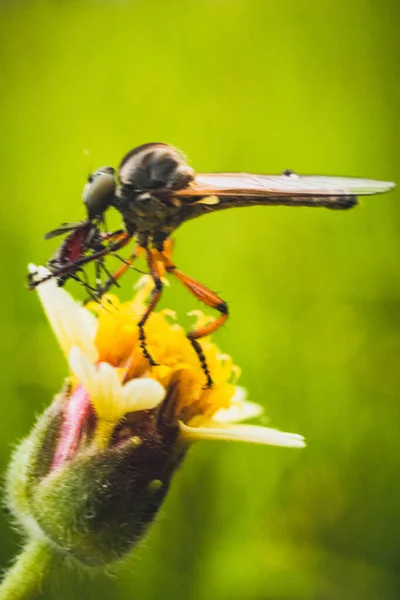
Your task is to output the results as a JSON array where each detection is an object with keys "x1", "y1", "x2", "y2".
[{"x1": 0, "y1": 539, "x2": 57, "y2": 600}]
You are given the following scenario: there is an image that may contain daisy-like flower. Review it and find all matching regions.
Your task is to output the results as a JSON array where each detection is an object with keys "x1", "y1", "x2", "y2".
[
  {"x1": 31, "y1": 265, "x2": 305, "y2": 455},
  {"x1": 6, "y1": 265, "x2": 304, "y2": 570}
]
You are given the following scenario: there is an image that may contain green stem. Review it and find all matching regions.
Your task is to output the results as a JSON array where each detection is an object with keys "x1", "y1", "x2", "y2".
[{"x1": 0, "y1": 539, "x2": 57, "y2": 600}]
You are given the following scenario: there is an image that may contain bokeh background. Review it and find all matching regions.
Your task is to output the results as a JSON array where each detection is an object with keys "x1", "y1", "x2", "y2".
[{"x1": 1, "y1": 1, "x2": 399, "y2": 598}]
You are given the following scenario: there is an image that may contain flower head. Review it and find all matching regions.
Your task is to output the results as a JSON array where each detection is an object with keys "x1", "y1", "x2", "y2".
[
  {"x1": 31, "y1": 264, "x2": 305, "y2": 454},
  {"x1": 6, "y1": 266, "x2": 304, "y2": 567}
]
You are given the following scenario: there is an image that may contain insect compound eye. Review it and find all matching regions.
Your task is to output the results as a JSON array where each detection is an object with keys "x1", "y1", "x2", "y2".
[
  {"x1": 83, "y1": 166, "x2": 116, "y2": 218},
  {"x1": 119, "y1": 142, "x2": 195, "y2": 191}
]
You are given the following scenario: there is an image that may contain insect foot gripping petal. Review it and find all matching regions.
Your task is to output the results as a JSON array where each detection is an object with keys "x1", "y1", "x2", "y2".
[{"x1": 3, "y1": 267, "x2": 304, "y2": 584}]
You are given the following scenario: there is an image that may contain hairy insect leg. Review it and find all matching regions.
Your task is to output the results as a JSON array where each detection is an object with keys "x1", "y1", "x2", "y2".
[
  {"x1": 159, "y1": 252, "x2": 229, "y2": 389},
  {"x1": 137, "y1": 248, "x2": 164, "y2": 367}
]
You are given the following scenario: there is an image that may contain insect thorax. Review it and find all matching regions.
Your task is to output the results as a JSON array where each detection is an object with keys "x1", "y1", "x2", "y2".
[
  {"x1": 116, "y1": 188, "x2": 183, "y2": 240},
  {"x1": 116, "y1": 143, "x2": 195, "y2": 243},
  {"x1": 118, "y1": 143, "x2": 194, "y2": 191}
]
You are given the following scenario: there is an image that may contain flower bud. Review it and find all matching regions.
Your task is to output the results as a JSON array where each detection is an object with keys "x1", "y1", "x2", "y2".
[{"x1": 7, "y1": 381, "x2": 186, "y2": 566}]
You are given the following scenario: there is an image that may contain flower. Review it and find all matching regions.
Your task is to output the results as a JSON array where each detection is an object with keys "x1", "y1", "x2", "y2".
[
  {"x1": 29, "y1": 264, "x2": 305, "y2": 455},
  {"x1": 6, "y1": 265, "x2": 304, "y2": 568}
]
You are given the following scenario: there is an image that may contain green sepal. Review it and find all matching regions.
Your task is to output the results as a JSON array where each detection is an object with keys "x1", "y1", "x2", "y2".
[
  {"x1": 5, "y1": 389, "x2": 66, "y2": 541},
  {"x1": 31, "y1": 435, "x2": 179, "y2": 566},
  {"x1": 6, "y1": 383, "x2": 188, "y2": 566}
]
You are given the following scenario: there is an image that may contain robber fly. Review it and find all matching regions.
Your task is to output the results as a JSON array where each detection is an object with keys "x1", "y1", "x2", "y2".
[{"x1": 28, "y1": 142, "x2": 395, "y2": 387}]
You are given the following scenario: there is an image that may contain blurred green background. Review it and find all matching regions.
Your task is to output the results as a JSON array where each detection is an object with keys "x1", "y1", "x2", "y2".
[{"x1": 1, "y1": 0, "x2": 399, "y2": 598}]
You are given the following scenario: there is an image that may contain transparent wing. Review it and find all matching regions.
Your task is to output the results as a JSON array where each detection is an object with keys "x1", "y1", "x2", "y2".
[
  {"x1": 173, "y1": 173, "x2": 395, "y2": 218},
  {"x1": 175, "y1": 173, "x2": 395, "y2": 197}
]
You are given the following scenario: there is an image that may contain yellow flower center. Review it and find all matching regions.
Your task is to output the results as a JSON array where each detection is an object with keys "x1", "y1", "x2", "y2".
[{"x1": 88, "y1": 276, "x2": 240, "y2": 426}]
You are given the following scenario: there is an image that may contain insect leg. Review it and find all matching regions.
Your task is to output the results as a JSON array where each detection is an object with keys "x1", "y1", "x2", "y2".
[
  {"x1": 86, "y1": 245, "x2": 143, "y2": 301},
  {"x1": 100, "y1": 261, "x2": 121, "y2": 287},
  {"x1": 137, "y1": 248, "x2": 164, "y2": 367},
  {"x1": 95, "y1": 256, "x2": 103, "y2": 290},
  {"x1": 69, "y1": 272, "x2": 101, "y2": 304},
  {"x1": 80, "y1": 257, "x2": 119, "y2": 305},
  {"x1": 159, "y1": 253, "x2": 229, "y2": 389},
  {"x1": 113, "y1": 253, "x2": 147, "y2": 275},
  {"x1": 100, "y1": 229, "x2": 125, "y2": 242}
]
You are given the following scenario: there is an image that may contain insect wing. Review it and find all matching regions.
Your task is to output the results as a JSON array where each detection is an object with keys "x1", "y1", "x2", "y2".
[
  {"x1": 44, "y1": 222, "x2": 86, "y2": 240},
  {"x1": 175, "y1": 173, "x2": 395, "y2": 198}
]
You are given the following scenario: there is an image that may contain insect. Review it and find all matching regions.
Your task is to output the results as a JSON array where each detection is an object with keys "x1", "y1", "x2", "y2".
[
  {"x1": 28, "y1": 166, "x2": 127, "y2": 296},
  {"x1": 29, "y1": 142, "x2": 395, "y2": 387}
]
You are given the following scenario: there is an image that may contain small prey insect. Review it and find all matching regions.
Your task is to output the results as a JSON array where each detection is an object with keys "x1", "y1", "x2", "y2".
[
  {"x1": 28, "y1": 143, "x2": 395, "y2": 387},
  {"x1": 28, "y1": 166, "x2": 126, "y2": 298}
]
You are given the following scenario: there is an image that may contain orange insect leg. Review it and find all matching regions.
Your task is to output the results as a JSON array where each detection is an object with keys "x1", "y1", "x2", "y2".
[{"x1": 158, "y1": 250, "x2": 229, "y2": 388}]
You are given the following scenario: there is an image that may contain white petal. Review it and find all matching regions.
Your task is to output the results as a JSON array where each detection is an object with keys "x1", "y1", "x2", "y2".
[
  {"x1": 212, "y1": 387, "x2": 263, "y2": 423},
  {"x1": 230, "y1": 386, "x2": 247, "y2": 404},
  {"x1": 179, "y1": 422, "x2": 306, "y2": 448},
  {"x1": 79, "y1": 306, "x2": 98, "y2": 341},
  {"x1": 212, "y1": 400, "x2": 263, "y2": 423},
  {"x1": 95, "y1": 362, "x2": 124, "y2": 420},
  {"x1": 120, "y1": 378, "x2": 166, "y2": 413},
  {"x1": 69, "y1": 347, "x2": 165, "y2": 421},
  {"x1": 69, "y1": 348, "x2": 124, "y2": 421},
  {"x1": 30, "y1": 265, "x2": 98, "y2": 363},
  {"x1": 68, "y1": 346, "x2": 99, "y2": 400}
]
